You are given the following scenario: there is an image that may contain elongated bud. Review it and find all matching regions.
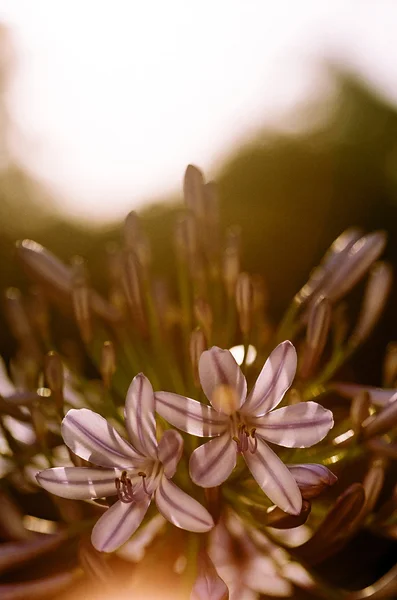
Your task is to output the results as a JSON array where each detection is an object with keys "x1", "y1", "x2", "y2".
[
  {"x1": 0, "y1": 569, "x2": 80, "y2": 599},
  {"x1": 235, "y1": 272, "x2": 254, "y2": 335},
  {"x1": 190, "y1": 329, "x2": 207, "y2": 386},
  {"x1": 175, "y1": 213, "x2": 198, "y2": 259},
  {"x1": 362, "y1": 456, "x2": 387, "y2": 515},
  {"x1": 190, "y1": 551, "x2": 229, "y2": 600},
  {"x1": 184, "y1": 164, "x2": 206, "y2": 220},
  {"x1": 31, "y1": 402, "x2": 47, "y2": 444},
  {"x1": 71, "y1": 257, "x2": 92, "y2": 344},
  {"x1": 79, "y1": 536, "x2": 113, "y2": 583},
  {"x1": 332, "y1": 382, "x2": 397, "y2": 407},
  {"x1": 332, "y1": 302, "x2": 349, "y2": 348},
  {"x1": 27, "y1": 286, "x2": 50, "y2": 343},
  {"x1": 203, "y1": 181, "x2": 220, "y2": 228},
  {"x1": 124, "y1": 211, "x2": 141, "y2": 250},
  {"x1": 122, "y1": 251, "x2": 146, "y2": 328},
  {"x1": 44, "y1": 351, "x2": 64, "y2": 413},
  {"x1": 362, "y1": 399, "x2": 397, "y2": 439},
  {"x1": 383, "y1": 342, "x2": 397, "y2": 387},
  {"x1": 100, "y1": 341, "x2": 116, "y2": 389},
  {"x1": 16, "y1": 239, "x2": 72, "y2": 294},
  {"x1": 223, "y1": 228, "x2": 241, "y2": 298},
  {"x1": 350, "y1": 390, "x2": 371, "y2": 435},
  {"x1": 252, "y1": 274, "x2": 268, "y2": 312},
  {"x1": 4, "y1": 288, "x2": 34, "y2": 346},
  {"x1": 265, "y1": 501, "x2": 311, "y2": 529},
  {"x1": 194, "y1": 298, "x2": 213, "y2": 340},
  {"x1": 288, "y1": 464, "x2": 337, "y2": 500},
  {"x1": 366, "y1": 438, "x2": 397, "y2": 459},
  {"x1": 0, "y1": 533, "x2": 66, "y2": 575},
  {"x1": 349, "y1": 262, "x2": 393, "y2": 348},
  {"x1": 301, "y1": 296, "x2": 331, "y2": 378}
]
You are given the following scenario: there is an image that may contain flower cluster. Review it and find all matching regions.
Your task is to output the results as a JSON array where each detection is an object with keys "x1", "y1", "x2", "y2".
[{"x1": 0, "y1": 165, "x2": 396, "y2": 600}]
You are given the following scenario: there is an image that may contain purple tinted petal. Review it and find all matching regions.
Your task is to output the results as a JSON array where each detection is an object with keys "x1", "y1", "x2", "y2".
[
  {"x1": 91, "y1": 497, "x2": 151, "y2": 552},
  {"x1": 158, "y1": 429, "x2": 183, "y2": 478},
  {"x1": 242, "y1": 341, "x2": 297, "y2": 417},
  {"x1": 287, "y1": 464, "x2": 337, "y2": 499},
  {"x1": 191, "y1": 551, "x2": 229, "y2": 600},
  {"x1": 243, "y1": 436, "x2": 302, "y2": 515},
  {"x1": 62, "y1": 408, "x2": 143, "y2": 468},
  {"x1": 36, "y1": 467, "x2": 118, "y2": 499},
  {"x1": 125, "y1": 374, "x2": 158, "y2": 459},
  {"x1": 253, "y1": 402, "x2": 333, "y2": 448},
  {"x1": 155, "y1": 392, "x2": 228, "y2": 437},
  {"x1": 189, "y1": 434, "x2": 236, "y2": 488},
  {"x1": 331, "y1": 382, "x2": 397, "y2": 407},
  {"x1": 199, "y1": 347, "x2": 247, "y2": 412},
  {"x1": 155, "y1": 476, "x2": 213, "y2": 533}
]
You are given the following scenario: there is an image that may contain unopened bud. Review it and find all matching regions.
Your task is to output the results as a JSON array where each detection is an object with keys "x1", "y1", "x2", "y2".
[
  {"x1": 100, "y1": 341, "x2": 116, "y2": 389},
  {"x1": 350, "y1": 391, "x2": 371, "y2": 435},
  {"x1": 124, "y1": 211, "x2": 141, "y2": 250},
  {"x1": 288, "y1": 464, "x2": 337, "y2": 500},
  {"x1": 194, "y1": 298, "x2": 213, "y2": 340},
  {"x1": 349, "y1": 262, "x2": 392, "y2": 348},
  {"x1": 189, "y1": 329, "x2": 207, "y2": 386},
  {"x1": 44, "y1": 351, "x2": 64, "y2": 413},
  {"x1": 301, "y1": 296, "x2": 331, "y2": 378},
  {"x1": 79, "y1": 537, "x2": 113, "y2": 583},
  {"x1": 383, "y1": 342, "x2": 397, "y2": 387},
  {"x1": 27, "y1": 287, "x2": 50, "y2": 343},
  {"x1": 16, "y1": 239, "x2": 72, "y2": 294},
  {"x1": 191, "y1": 550, "x2": 229, "y2": 600},
  {"x1": 362, "y1": 456, "x2": 387, "y2": 515},
  {"x1": 4, "y1": 288, "x2": 34, "y2": 345},
  {"x1": 71, "y1": 258, "x2": 92, "y2": 344},
  {"x1": 252, "y1": 274, "x2": 268, "y2": 312},
  {"x1": 265, "y1": 501, "x2": 311, "y2": 529},
  {"x1": 175, "y1": 213, "x2": 198, "y2": 259},
  {"x1": 184, "y1": 164, "x2": 205, "y2": 221},
  {"x1": 122, "y1": 251, "x2": 145, "y2": 327},
  {"x1": 235, "y1": 273, "x2": 254, "y2": 335},
  {"x1": 31, "y1": 403, "x2": 47, "y2": 444},
  {"x1": 362, "y1": 398, "x2": 397, "y2": 440},
  {"x1": 203, "y1": 181, "x2": 220, "y2": 228},
  {"x1": 332, "y1": 302, "x2": 349, "y2": 348}
]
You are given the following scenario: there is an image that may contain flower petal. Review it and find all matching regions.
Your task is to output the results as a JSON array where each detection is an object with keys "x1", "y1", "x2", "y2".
[
  {"x1": 199, "y1": 347, "x2": 247, "y2": 412},
  {"x1": 287, "y1": 464, "x2": 337, "y2": 499},
  {"x1": 253, "y1": 402, "x2": 333, "y2": 448},
  {"x1": 243, "y1": 436, "x2": 302, "y2": 515},
  {"x1": 91, "y1": 497, "x2": 151, "y2": 552},
  {"x1": 155, "y1": 392, "x2": 228, "y2": 437},
  {"x1": 125, "y1": 374, "x2": 158, "y2": 459},
  {"x1": 191, "y1": 550, "x2": 229, "y2": 600},
  {"x1": 189, "y1": 434, "x2": 236, "y2": 488},
  {"x1": 158, "y1": 429, "x2": 183, "y2": 478},
  {"x1": 155, "y1": 476, "x2": 214, "y2": 532},
  {"x1": 62, "y1": 408, "x2": 143, "y2": 468},
  {"x1": 36, "y1": 467, "x2": 118, "y2": 500},
  {"x1": 241, "y1": 341, "x2": 297, "y2": 417}
]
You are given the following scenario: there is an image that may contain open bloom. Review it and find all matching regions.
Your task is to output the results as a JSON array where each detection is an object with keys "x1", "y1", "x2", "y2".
[
  {"x1": 37, "y1": 374, "x2": 214, "y2": 552},
  {"x1": 155, "y1": 341, "x2": 333, "y2": 515}
]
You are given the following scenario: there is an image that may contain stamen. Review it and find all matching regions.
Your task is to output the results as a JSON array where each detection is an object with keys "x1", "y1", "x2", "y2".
[
  {"x1": 115, "y1": 470, "x2": 135, "y2": 503},
  {"x1": 138, "y1": 471, "x2": 150, "y2": 496},
  {"x1": 249, "y1": 428, "x2": 257, "y2": 453}
]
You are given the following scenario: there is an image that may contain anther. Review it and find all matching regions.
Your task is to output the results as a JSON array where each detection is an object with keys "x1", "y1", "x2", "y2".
[
  {"x1": 115, "y1": 471, "x2": 135, "y2": 503},
  {"x1": 138, "y1": 471, "x2": 150, "y2": 496}
]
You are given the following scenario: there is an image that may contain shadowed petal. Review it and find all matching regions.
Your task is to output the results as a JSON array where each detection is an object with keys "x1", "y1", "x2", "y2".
[
  {"x1": 91, "y1": 497, "x2": 151, "y2": 552},
  {"x1": 158, "y1": 429, "x2": 183, "y2": 478},
  {"x1": 62, "y1": 408, "x2": 143, "y2": 468},
  {"x1": 243, "y1": 436, "x2": 302, "y2": 515},
  {"x1": 155, "y1": 476, "x2": 214, "y2": 532},
  {"x1": 253, "y1": 402, "x2": 333, "y2": 448},
  {"x1": 155, "y1": 392, "x2": 228, "y2": 437},
  {"x1": 190, "y1": 434, "x2": 236, "y2": 488},
  {"x1": 242, "y1": 341, "x2": 297, "y2": 417},
  {"x1": 125, "y1": 374, "x2": 158, "y2": 459},
  {"x1": 191, "y1": 550, "x2": 229, "y2": 600},
  {"x1": 199, "y1": 347, "x2": 247, "y2": 412},
  {"x1": 288, "y1": 464, "x2": 337, "y2": 499},
  {"x1": 36, "y1": 467, "x2": 119, "y2": 500}
]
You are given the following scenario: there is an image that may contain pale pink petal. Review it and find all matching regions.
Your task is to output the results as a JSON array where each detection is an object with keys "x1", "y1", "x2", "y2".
[
  {"x1": 125, "y1": 373, "x2": 158, "y2": 459},
  {"x1": 191, "y1": 551, "x2": 229, "y2": 600},
  {"x1": 62, "y1": 408, "x2": 144, "y2": 468},
  {"x1": 287, "y1": 464, "x2": 337, "y2": 499},
  {"x1": 91, "y1": 497, "x2": 151, "y2": 552},
  {"x1": 189, "y1": 434, "x2": 237, "y2": 488},
  {"x1": 36, "y1": 467, "x2": 118, "y2": 499},
  {"x1": 155, "y1": 392, "x2": 228, "y2": 437},
  {"x1": 158, "y1": 429, "x2": 183, "y2": 478},
  {"x1": 241, "y1": 341, "x2": 297, "y2": 417},
  {"x1": 331, "y1": 382, "x2": 397, "y2": 407},
  {"x1": 253, "y1": 402, "x2": 333, "y2": 448},
  {"x1": 199, "y1": 347, "x2": 247, "y2": 412},
  {"x1": 155, "y1": 477, "x2": 214, "y2": 533},
  {"x1": 243, "y1": 436, "x2": 302, "y2": 515}
]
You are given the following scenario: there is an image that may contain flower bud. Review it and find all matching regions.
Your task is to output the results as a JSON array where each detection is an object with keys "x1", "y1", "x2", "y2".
[
  {"x1": 265, "y1": 500, "x2": 311, "y2": 529},
  {"x1": 71, "y1": 257, "x2": 92, "y2": 344},
  {"x1": 100, "y1": 341, "x2": 116, "y2": 389},
  {"x1": 383, "y1": 342, "x2": 397, "y2": 387},
  {"x1": 235, "y1": 272, "x2": 254, "y2": 335},
  {"x1": 362, "y1": 398, "x2": 397, "y2": 439},
  {"x1": 190, "y1": 551, "x2": 229, "y2": 600},
  {"x1": 189, "y1": 329, "x2": 207, "y2": 386},
  {"x1": 350, "y1": 390, "x2": 371, "y2": 435},
  {"x1": 288, "y1": 464, "x2": 337, "y2": 500},
  {"x1": 362, "y1": 456, "x2": 387, "y2": 515},
  {"x1": 175, "y1": 213, "x2": 198, "y2": 259},
  {"x1": 44, "y1": 351, "x2": 64, "y2": 413},
  {"x1": 16, "y1": 239, "x2": 72, "y2": 294},
  {"x1": 184, "y1": 164, "x2": 206, "y2": 221},
  {"x1": 301, "y1": 296, "x2": 331, "y2": 378},
  {"x1": 349, "y1": 262, "x2": 392, "y2": 348},
  {"x1": 194, "y1": 298, "x2": 213, "y2": 340},
  {"x1": 222, "y1": 227, "x2": 241, "y2": 297}
]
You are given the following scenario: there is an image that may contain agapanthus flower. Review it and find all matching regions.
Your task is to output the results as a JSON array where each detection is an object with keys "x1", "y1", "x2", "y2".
[
  {"x1": 37, "y1": 374, "x2": 214, "y2": 552},
  {"x1": 155, "y1": 341, "x2": 334, "y2": 515}
]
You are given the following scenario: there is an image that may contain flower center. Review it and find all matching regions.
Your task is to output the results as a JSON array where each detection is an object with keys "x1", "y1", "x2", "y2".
[
  {"x1": 211, "y1": 384, "x2": 240, "y2": 415},
  {"x1": 115, "y1": 470, "x2": 151, "y2": 503},
  {"x1": 230, "y1": 415, "x2": 257, "y2": 454}
]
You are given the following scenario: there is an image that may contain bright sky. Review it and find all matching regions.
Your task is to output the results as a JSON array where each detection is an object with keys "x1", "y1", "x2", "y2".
[{"x1": 1, "y1": 1, "x2": 397, "y2": 223}]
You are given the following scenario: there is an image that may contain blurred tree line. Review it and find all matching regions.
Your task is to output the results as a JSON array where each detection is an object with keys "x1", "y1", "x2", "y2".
[{"x1": 1, "y1": 22, "x2": 397, "y2": 381}]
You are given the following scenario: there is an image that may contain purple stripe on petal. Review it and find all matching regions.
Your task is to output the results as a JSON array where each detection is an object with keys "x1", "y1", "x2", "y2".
[
  {"x1": 36, "y1": 467, "x2": 118, "y2": 500},
  {"x1": 199, "y1": 347, "x2": 247, "y2": 411},
  {"x1": 190, "y1": 434, "x2": 237, "y2": 488},
  {"x1": 253, "y1": 402, "x2": 334, "y2": 448},
  {"x1": 242, "y1": 341, "x2": 297, "y2": 417},
  {"x1": 243, "y1": 436, "x2": 302, "y2": 515},
  {"x1": 125, "y1": 374, "x2": 158, "y2": 459},
  {"x1": 158, "y1": 429, "x2": 183, "y2": 478},
  {"x1": 155, "y1": 392, "x2": 228, "y2": 437},
  {"x1": 155, "y1": 477, "x2": 213, "y2": 532}
]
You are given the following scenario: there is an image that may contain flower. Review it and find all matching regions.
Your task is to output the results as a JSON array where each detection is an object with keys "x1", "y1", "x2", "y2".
[
  {"x1": 155, "y1": 341, "x2": 334, "y2": 515},
  {"x1": 36, "y1": 374, "x2": 214, "y2": 552}
]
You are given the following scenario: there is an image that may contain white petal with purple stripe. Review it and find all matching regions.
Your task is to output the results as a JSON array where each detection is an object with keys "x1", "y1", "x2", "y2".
[
  {"x1": 189, "y1": 434, "x2": 237, "y2": 488},
  {"x1": 199, "y1": 347, "x2": 247, "y2": 411},
  {"x1": 158, "y1": 429, "x2": 183, "y2": 478},
  {"x1": 36, "y1": 467, "x2": 119, "y2": 500},
  {"x1": 125, "y1": 373, "x2": 158, "y2": 459},
  {"x1": 155, "y1": 477, "x2": 214, "y2": 533}
]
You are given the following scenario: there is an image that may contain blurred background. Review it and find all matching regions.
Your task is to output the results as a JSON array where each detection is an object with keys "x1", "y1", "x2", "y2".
[{"x1": 1, "y1": 0, "x2": 397, "y2": 369}]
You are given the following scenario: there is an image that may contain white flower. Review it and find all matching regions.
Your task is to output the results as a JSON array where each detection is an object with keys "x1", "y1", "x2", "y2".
[{"x1": 37, "y1": 374, "x2": 213, "y2": 552}]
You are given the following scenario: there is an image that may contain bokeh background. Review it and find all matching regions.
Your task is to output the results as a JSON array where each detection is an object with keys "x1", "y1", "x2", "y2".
[{"x1": 1, "y1": 0, "x2": 397, "y2": 378}]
